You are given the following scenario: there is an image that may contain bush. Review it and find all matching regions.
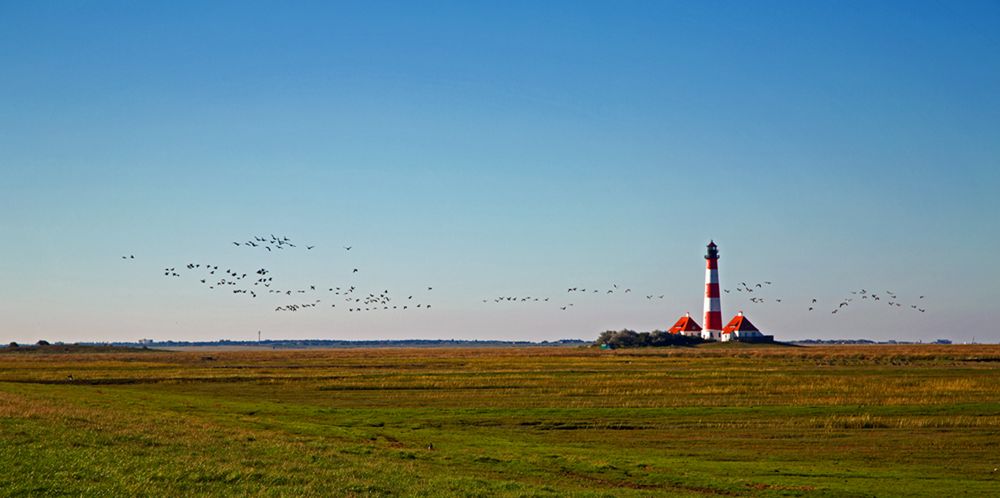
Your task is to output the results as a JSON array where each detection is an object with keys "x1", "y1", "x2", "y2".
[{"x1": 595, "y1": 329, "x2": 703, "y2": 348}]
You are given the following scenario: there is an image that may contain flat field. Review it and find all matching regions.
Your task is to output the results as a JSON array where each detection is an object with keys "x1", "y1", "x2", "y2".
[{"x1": 1, "y1": 345, "x2": 999, "y2": 496}]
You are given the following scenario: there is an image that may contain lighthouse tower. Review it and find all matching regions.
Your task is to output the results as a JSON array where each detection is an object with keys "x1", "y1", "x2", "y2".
[{"x1": 701, "y1": 241, "x2": 723, "y2": 341}]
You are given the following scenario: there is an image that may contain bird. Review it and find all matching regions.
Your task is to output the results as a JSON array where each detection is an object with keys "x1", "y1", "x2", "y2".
[
  {"x1": 353, "y1": 268, "x2": 358, "y2": 273},
  {"x1": 344, "y1": 246, "x2": 352, "y2": 251},
  {"x1": 306, "y1": 246, "x2": 315, "y2": 250}
]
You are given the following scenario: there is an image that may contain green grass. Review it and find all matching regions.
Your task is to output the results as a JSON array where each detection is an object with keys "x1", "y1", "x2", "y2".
[{"x1": 1, "y1": 345, "x2": 999, "y2": 496}]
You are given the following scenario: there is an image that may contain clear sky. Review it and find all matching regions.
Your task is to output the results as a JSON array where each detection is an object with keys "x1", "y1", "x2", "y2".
[{"x1": 2, "y1": 1, "x2": 998, "y2": 344}]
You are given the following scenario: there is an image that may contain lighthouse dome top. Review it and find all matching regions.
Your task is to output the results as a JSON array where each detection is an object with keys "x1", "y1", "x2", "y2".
[{"x1": 705, "y1": 240, "x2": 720, "y2": 260}]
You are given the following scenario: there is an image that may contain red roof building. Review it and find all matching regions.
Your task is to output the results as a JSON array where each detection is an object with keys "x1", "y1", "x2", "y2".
[
  {"x1": 668, "y1": 313, "x2": 703, "y2": 337},
  {"x1": 723, "y1": 311, "x2": 759, "y2": 333},
  {"x1": 721, "y1": 311, "x2": 772, "y2": 342}
]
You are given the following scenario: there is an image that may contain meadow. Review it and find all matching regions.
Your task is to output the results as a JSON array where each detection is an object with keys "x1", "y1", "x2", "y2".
[{"x1": 1, "y1": 344, "x2": 998, "y2": 497}]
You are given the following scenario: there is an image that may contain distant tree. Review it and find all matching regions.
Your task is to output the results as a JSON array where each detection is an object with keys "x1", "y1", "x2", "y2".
[
  {"x1": 595, "y1": 329, "x2": 645, "y2": 348},
  {"x1": 596, "y1": 330, "x2": 618, "y2": 346},
  {"x1": 36, "y1": 340, "x2": 50, "y2": 346},
  {"x1": 7, "y1": 342, "x2": 18, "y2": 348},
  {"x1": 647, "y1": 330, "x2": 672, "y2": 347}
]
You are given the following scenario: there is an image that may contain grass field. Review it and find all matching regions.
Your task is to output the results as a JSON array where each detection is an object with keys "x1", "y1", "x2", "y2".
[{"x1": 1, "y1": 344, "x2": 999, "y2": 496}]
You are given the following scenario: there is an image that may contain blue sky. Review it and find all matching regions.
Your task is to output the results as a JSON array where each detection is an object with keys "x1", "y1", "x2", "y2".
[{"x1": 1, "y1": 1, "x2": 998, "y2": 343}]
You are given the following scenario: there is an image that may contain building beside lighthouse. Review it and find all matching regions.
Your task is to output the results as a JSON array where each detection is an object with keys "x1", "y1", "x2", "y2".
[
  {"x1": 720, "y1": 311, "x2": 774, "y2": 343},
  {"x1": 668, "y1": 312, "x2": 702, "y2": 337},
  {"x1": 702, "y1": 241, "x2": 723, "y2": 341}
]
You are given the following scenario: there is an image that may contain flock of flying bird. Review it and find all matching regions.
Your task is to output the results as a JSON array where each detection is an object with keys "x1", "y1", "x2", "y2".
[
  {"x1": 821, "y1": 289, "x2": 927, "y2": 314},
  {"x1": 231, "y1": 234, "x2": 320, "y2": 252},
  {"x1": 724, "y1": 281, "x2": 927, "y2": 315},
  {"x1": 127, "y1": 238, "x2": 928, "y2": 320},
  {"x1": 125, "y1": 235, "x2": 434, "y2": 314},
  {"x1": 478, "y1": 279, "x2": 929, "y2": 317}
]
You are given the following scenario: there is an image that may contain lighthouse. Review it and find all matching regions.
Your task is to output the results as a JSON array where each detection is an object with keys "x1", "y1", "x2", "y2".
[{"x1": 701, "y1": 241, "x2": 723, "y2": 341}]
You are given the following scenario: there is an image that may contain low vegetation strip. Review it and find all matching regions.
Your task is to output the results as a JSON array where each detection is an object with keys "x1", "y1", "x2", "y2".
[{"x1": 1, "y1": 344, "x2": 999, "y2": 496}]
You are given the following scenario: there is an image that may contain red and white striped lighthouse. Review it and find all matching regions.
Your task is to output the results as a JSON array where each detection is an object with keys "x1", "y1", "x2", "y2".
[{"x1": 702, "y1": 241, "x2": 723, "y2": 341}]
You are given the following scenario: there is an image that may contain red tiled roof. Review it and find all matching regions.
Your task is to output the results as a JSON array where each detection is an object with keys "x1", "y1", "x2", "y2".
[
  {"x1": 723, "y1": 312, "x2": 760, "y2": 333},
  {"x1": 668, "y1": 314, "x2": 702, "y2": 334}
]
